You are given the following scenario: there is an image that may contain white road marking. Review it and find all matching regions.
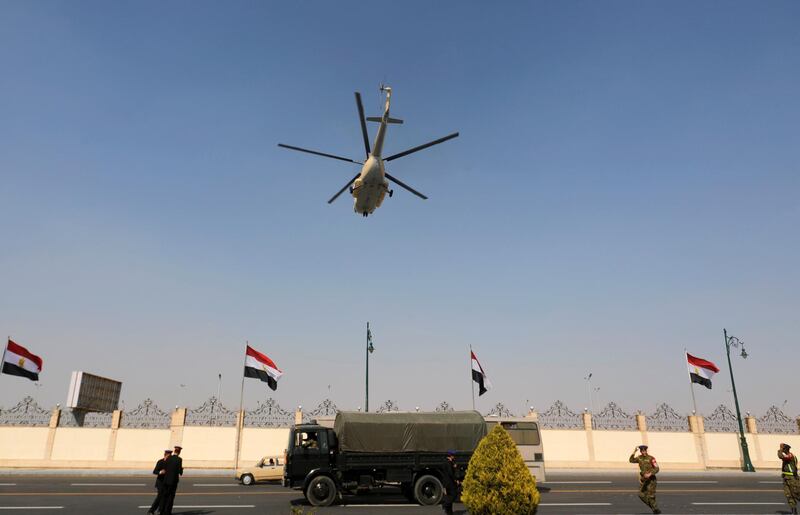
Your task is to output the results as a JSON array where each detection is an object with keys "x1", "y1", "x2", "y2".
[
  {"x1": 341, "y1": 505, "x2": 419, "y2": 508},
  {"x1": 0, "y1": 508, "x2": 64, "y2": 511},
  {"x1": 759, "y1": 480, "x2": 783, "y2": 484},
  {"x1": 0, "y1": 484, "x2": 17, "y2": 486},
  {"x1": 540, "y1": 503, "x2": 612, "y2": 506},
  {"x1": 693, "y1": 502, "x2": 784, "y2": 505},
  {"x1": 192, "y1": 483, "x2": 241, "y2": 487},
  {"x1": 542, "y1": 481, "x2": 612, "y2": 484},
  {"x1": 660, "y1": 480, "x2": 719, "y2": 484},
  {"x1": 71, "y1": 483, "x2": 144, "y2": 486},
  {"x1": 138, "y1": 506, "x2": 254, "y2": 509}
]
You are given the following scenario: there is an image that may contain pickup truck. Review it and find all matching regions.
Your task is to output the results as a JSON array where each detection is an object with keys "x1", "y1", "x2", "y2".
[{"x1": 283, "y1": 410, "x2": 486, "y2": 506}]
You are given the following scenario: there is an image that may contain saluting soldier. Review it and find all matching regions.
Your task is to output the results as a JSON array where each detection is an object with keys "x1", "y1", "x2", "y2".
[
  {"x1": 779, "y1": 443, "x2": 800, "y2": 514},
  {"x1": 629, "y1": 444, "x2": 661, "y2": 514}
]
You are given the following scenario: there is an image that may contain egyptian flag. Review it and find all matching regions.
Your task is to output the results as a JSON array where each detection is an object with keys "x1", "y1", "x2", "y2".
[
  {"x1": 244, "y1": 345, "x2": 283, "y2": 391},
  {"x1": 471, "y1": 350, "x2": 492, "y2": 396},
  {"x1": 687, "y1": 353, "x2": 720, "y2": 389},
  {"x1": 2, "y1": 339, "x2": 43, "y2": 381}
]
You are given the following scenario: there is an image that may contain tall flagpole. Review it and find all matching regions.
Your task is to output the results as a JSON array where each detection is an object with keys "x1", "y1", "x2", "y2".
[
  {"x1": 685, "y1": 349, "x2": 698, "y2": 415},
  {"x1": 233, "y1": 341, "x2": 248, "y2": 475},
  {"x1": 470, "y1": 345, "x2": 475, "y2": 411}
]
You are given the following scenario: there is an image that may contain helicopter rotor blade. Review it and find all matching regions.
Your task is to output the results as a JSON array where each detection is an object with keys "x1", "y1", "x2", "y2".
[
  {"x1": 385, "y1": 172, "x2": 428, "y2": 200},
  {"x1": 277, "y1": 144, "x2": 360, "y2": 164},
  {"x1": 383, "y1": 132, "x2": 459, "y2": 162},
  {"x1": 328, "y1": 173, "x2": 361, "y2": 204},
  {"x1": 355, "y1": 92, "x2": 371, "y2": 159}
]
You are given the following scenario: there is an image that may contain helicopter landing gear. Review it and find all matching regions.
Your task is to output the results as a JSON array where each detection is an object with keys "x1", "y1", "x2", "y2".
[
  {"x1": 362, "y1": 211, "x2": 369, "y2": 217},
  {"x1": 388, "y1": 190, "x2": 393, "y2": 197},
  {"x1": 349, "y1": 187, "x2": 354, "y2": 194}
]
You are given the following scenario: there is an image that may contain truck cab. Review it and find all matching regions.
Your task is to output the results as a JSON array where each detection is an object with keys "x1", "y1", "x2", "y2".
[{"x1": 284, "y1": 423, "x2": 334, "y2": 489}]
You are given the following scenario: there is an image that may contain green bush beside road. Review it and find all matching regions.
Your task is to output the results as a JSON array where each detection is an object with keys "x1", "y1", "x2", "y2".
[{"x1": 461, "y1": 424, "x2": 540, "y2": 514}]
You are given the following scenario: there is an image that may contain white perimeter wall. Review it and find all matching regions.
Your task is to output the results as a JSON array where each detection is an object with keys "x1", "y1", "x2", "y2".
[{"x1": 1, "y1": 425, "x2": 798, "y2": 470}]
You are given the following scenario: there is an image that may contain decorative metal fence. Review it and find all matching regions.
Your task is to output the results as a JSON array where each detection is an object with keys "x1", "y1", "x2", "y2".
[
  {"x1": 757, "y1": 405, "x2": 798, "y2": 434},
  {"x1": 704, "y1": 405, "x2": 739, "y2": 432},
  {"x1": 485, "y1": 403, "x2": 515, "y2": 418},
  {"x1": 185, "y1": 397, "x2": 237, "y2": 426},
  {"x1": 120, "y1": 399, "x2": 171, "y2": 429},
  {"x1": 59, "y1": 409, "x2": 113, "y2": 428},
  {"x1": 593, "y1": 402, "x2": 637, "y2": 430},
  {"x1": 435, "y1": 401, "x2": 454, "y2": 412},
  {"x1": 376, "y1": 400, "x2": 399, "y2": 413},
  {"x1": 245, "y1": 398, "x2": 294, "y2": 427},
  {"x1": 304, "y1": 399, "x2": 338, "y2": 420},
  {"x1": 0, "y1": 396, "x2": 51, "y2": 427},
  {"x1": 3, "y1": 396, "x2": 800, "y2": 434},
  {"x1": 647, "y1": 403, "x2": 688, "y2": 432},
  {"x1": 539, "y1": 400, "x2": 583, "y2": 429}
]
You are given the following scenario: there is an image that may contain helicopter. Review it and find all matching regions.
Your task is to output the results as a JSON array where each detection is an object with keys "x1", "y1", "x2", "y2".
[{"x1": 278, "y1": 86, "x2": 458, "y2": 217}]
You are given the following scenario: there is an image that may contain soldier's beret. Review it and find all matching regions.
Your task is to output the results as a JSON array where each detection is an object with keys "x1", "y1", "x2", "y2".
[
  {"x1": 638, "y1": 445, "x2": 648, "y2": 450},
  {"x1": 174, "y1": 446, "x2": 183, "y2": 451},
  {"x1": 164, "y1": 449, "x2": 173, "y2": 453}
]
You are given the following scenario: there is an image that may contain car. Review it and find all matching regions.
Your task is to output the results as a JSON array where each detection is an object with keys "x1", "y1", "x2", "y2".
[{"x1": 236, "y1": 456, "x2": 283, "y2": 485}]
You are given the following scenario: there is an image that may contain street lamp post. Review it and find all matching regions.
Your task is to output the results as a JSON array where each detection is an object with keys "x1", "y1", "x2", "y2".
[
  {"x1": 365, "y1": 322, "x2": 375, "y2": 412},
  {"x1": 724, "y1": 328, "x2": 755, "y2": 472}
]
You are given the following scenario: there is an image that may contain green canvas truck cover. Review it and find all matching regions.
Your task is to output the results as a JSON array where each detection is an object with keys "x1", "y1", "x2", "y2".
[{"x1": 333, "y1": 411, "x2": 487, "y2": 453}]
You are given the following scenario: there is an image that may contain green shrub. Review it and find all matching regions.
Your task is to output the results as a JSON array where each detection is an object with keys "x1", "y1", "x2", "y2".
[{"x1": 461, "y1": 424, "x2": 540, "y2": 514}]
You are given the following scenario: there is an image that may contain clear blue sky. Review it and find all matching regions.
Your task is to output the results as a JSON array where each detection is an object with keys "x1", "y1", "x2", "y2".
[{"x1": 1, "y1": 1, "x2": 798, "y2": 418}]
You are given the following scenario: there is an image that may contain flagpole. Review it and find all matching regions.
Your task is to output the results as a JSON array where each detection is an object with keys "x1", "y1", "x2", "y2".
[
  {"x1": 470, "y1": 345, "x2": 475, "y2": 411},
  {"x1": 233, "y1": 341, "x2": 248, "y2": 475},
  {"x1": 685, "y1": 349, "x2": 698, "y2": 415}
]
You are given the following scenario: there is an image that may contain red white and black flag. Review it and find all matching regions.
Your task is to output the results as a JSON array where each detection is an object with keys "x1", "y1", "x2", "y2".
[
  {"x1": 2, "y1": 339, "x2": 43, "y2": 381},
  {"x1": 244, "y1": 345, "x2": 283, "y2": 391},
  {"x1": 687, "y1": 353, "x2": 720, "y2": 390},
  {"x1": 471, "y1": 350, "x2": 492, "y2": 396}
]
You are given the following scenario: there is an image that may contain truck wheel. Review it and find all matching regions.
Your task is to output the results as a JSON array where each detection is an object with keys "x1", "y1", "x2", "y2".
[
  {"x1": 413, "y1": 474, "x2": 443, "y2": 506},
  {"x1": 241, "y1": 474, "x2": 254, "y2": 486},
  {"x1": 306, "y1": 475, "x2": 337, "y2": 507}
]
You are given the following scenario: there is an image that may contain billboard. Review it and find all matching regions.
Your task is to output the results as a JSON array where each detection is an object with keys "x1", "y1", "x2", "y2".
[{"x1": 66, "y1": 371, "x2": 122, "y2": 412}]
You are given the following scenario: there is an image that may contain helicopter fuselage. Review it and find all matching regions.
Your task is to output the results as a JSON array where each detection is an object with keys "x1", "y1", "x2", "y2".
[
  {"x1": 351, "y1": 88, "x2": 393, "y2": 216},
  {"x1": 352, "y1": 156, "x2": 389, "y2": 216}
]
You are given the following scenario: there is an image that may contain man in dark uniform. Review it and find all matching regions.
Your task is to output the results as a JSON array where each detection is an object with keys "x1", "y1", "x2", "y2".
[
  {"x1": 147, "y1": 449, "x2": 172, "y2": 515},
  {"x1": 629, "y1": 444, "x2": 661, "y2": 514},
  {"x1": 779, "y1": 443, "x2": 800, "y2": 514},
  {"x1": 441, "y1": 450, "x2": 459, "y2": 515},
  {"x1": 159, "y1": 445, "x2": 183, "y2": 515}
]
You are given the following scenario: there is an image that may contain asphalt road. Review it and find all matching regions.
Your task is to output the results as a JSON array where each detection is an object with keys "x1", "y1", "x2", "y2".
[{"x1": 0, "y1": 471, "x2": 793, "y2": 514}]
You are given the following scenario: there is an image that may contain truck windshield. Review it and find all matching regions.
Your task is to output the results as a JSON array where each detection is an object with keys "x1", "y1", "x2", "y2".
[{"x1": 296, "y1": 430, "x2": 322, "y2": 450}]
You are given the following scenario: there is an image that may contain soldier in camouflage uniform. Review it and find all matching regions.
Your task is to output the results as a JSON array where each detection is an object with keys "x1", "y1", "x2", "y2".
[
  {"x1": 629, "y1": 445, "x2": 661, "y2": 514},
  {"x1": 779, "y1": 443, "x2": 800, "y2": 514}
]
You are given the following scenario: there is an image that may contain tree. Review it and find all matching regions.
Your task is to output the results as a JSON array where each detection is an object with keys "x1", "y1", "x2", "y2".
[{"x1": 461, "y1": 424, "x2": 540, "y2": 514}]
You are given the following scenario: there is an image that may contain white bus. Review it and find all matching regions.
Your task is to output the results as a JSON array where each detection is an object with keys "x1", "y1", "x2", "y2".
[{"x1": 485, "y1": 416, "x2": 546, "y2": 482}]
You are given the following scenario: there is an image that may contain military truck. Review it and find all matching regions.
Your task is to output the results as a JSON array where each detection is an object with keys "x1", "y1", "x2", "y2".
[{"x1": 282, "y1": 410, "x2": 487, "y2": 507}]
